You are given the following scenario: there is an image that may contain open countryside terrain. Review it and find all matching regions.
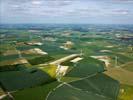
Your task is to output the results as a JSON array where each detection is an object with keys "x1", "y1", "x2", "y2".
[{"x1": 0, "y1": 24, "x2": 133, "y2": 100}]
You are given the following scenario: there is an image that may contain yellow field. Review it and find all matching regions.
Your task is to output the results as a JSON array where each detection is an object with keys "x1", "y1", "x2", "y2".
[{"x1": 118, "y1": 84, "x2": 133, "y2": 100}]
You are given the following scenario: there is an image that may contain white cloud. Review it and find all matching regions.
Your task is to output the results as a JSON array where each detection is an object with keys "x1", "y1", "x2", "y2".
[
  {"x1": 11, "y1": 5, "x2": 20, "y2": 8},
  {"x1": 31, "y1": 1, "x2": 42, "y2": 5},
  {"x1": 111, "y1": 9, "x2": 130, "y2": 15}
]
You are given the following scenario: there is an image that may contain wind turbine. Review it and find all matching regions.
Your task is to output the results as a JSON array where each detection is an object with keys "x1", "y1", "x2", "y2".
[
  {"x1": 115, "y1": 56, "x2": 118, "y2": 68},
  {"x1": 18, "y1": 50, "x2": 22, "y2": 58},
  {"x1": 80, "y1": 49, "x2": 83, "y2": 56}
]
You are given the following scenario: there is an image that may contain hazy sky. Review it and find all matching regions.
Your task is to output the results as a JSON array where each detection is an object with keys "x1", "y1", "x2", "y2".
[{"x1": 0, "y1": 0, "x2": 133, "y2": 24}]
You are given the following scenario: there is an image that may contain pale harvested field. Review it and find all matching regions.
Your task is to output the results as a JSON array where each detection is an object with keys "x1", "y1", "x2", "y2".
[
  {"x1": 121, "y1": 62, "x2": 133, "y2": 72},
  {"x1": 2, "y1": 50, "x2": 19, "y2": 56},
  {"x1": 104, "y1": 67, "x2": 133, "y2": 86},
  {"x1": 0, "y1": 58, "x2": 28, "y2": 66}
]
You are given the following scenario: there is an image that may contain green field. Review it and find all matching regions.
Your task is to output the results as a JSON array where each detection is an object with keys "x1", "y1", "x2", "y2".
[
  {"x1": 10, "y1": 81, "x2": 60, "y2": 100},
  {"x1": 70, "y1": 73, "x2": 120, "y2": 100},
  {"x1": 0, "y1": 68, "x2": 54, "y2": 91},
  {"x1": 47, "y1": 84, "x2": 113, "y2": 100},
  {"x1": 65, "y1": 57, "x2": 105, "y2": 78},
  {"x1": 28, "y1": 55, "x2": 54, "y2": 65},
  {"x1": 0, "y1": 25, "x2": 133, "y2": 100}
]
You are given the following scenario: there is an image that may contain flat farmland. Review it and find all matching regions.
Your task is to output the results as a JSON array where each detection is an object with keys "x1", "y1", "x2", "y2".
[
  {"x1": 65, "y1": 57, "x2": 105, "y2": 78},
  {"x1": 104, "y1": 67, "x2": 133, "y2": 86}
]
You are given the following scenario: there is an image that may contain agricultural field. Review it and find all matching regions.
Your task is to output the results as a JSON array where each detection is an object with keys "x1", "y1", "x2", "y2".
[
  {"x1": 69, "y1": 73, "x2": 120, "y2": 99},
  {"x1": 118, "y1": 84, "x2": 133, "y2": 100},
  {"x1": 0, "y1": 24, "x2": 133, "y2": 100},
  {"x1": 47, "y1": 84, "x2": 113, "y2": 100},
  {"x1": 0, "y1": 68, "x2": 55, "y2": 91}
]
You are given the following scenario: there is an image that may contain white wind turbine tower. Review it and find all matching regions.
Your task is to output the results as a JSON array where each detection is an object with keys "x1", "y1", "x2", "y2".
[
  {"x1": 29, "y1": 34, "x2": 32, "y2": 41},
  {"x1": 115, "y1": 56, "x2": 118, "y2": 68},
  {"x1": 18, "y1": 50, "x2": 22, "y2": 58},
  {"x1": 80, "y1": 49, "x2": 83, "y2": 56},
  {"x1": 13, "y1": 43, "x2": 22, "y2": 59}
]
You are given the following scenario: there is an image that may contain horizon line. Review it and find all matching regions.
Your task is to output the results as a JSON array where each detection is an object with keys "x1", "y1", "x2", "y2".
[{"x1": 0, "y1": 23, "x2": 133, "y2": 25}]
